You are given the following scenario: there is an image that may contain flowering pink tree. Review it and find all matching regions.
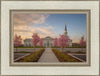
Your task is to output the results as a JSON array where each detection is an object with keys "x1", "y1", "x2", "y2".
[
  {"x1": 39, "y1": 38, "x2": 43, "y2": 47},
  {"x1": 83, "y1": 41, "x2": 86, "y2": 47},
  {"x1": 14, "y1": 34, "x2": 22, "y2": 51},
  {"x1": 58, "y1": 35, "x2": 68, "y2": 51},
  {"x1": 54, "y1": 38, "x2": 58, "y2": 47},
  {"x1": 32, "y1": 33, "x2": 40, "y2": 47},
  {"x1": 80, "y1": 36, "x2": 86, "y2": 51}
]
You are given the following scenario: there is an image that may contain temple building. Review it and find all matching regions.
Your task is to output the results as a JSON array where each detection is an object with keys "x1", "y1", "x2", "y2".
[{"x1": 24, "y1": 23, "x2": 72, "y2": 47}]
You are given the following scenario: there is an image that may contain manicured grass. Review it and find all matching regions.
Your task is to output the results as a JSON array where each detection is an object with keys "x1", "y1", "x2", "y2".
[
  {"x1": 52, "y1": 46, "x2": 86, "y2": 48},
  {"x1": 14, "y1": 51, "x2": 32, "y2": 53},
  {"x1": 14, "y1": 46, "x2": 45, "y2": 48},
  {"x1": 66, "y1": 50, "x2": 71, "y2": 53},
  {"x1": 65, "y1": 50, "x2": 86, "y2": 54},
  {"x1": 15, "y1": 49, "x2": 45, "y2": 62},
  {"x1": 52, "y1": 47, "x2": 86, "y2": 48},
  {"x1": 52, "y1": 49, "x2": 81, "y2": 62},
  {"x1": 76, "y1": 51, "x2": 83, "y2": 54},
  {"x1": 66, "y1": 46, "x2": 86, "y2": 48}
]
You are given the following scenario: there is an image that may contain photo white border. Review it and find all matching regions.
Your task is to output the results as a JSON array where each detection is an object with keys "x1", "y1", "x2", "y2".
[{"x1": 1, "y1": 1, "x2": 99, "y2": 75}]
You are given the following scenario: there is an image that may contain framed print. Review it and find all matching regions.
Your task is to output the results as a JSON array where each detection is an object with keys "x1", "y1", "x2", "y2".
[
  {"x1": 0, "y1": 0, "x2": 100, "y2": 76},
  {"x1": 10, "y1": 10, "x2": 90, "y2": 66}
]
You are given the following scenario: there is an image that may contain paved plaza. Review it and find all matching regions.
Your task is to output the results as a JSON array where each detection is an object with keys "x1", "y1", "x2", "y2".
[{"x1": 38, "y1": 48, "x2": 59, "y2": 62}]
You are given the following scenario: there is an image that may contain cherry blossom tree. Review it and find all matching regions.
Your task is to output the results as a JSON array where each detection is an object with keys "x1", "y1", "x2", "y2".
[
  {"x1": 54, "y1": 38, "x2": 58, "y2": 47},
  {"x1": 80, "y1": 36, "x2": 86, "y2": 51},
  {"x1": 32, "y1": 33, "x2": 40, "y2": 47},
  {"x1": 58, "y1": 35, "x2": 68, "y2": 51},
  {"x1": 83, "y1": 41, "x2": 86, "y2": 47},
  {"x1": 39, "y1": 38, "x2": 43, "y2": 47},
  {"x1": 14, "y1": 34, "x2": 22, "y2": 51}
]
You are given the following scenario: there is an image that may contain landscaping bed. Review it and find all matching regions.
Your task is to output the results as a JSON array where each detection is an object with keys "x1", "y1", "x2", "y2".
[
  {"x1": 15, "y1": 49, "x2": 45, "y2": 62},
  {"x1": 52, "y1": 49, "x2": 82, "y2": 62}
]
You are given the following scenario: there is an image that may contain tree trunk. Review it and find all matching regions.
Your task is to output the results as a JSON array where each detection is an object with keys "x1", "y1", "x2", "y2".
[
  {"x1": 34, "y1": 46, "x2": 36, "y2": 51},
  {"x1": 82, "y1": 45, "x2": 83, "y2": 51}
]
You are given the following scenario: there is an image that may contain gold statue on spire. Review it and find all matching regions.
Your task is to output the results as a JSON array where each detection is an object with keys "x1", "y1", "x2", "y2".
[{"x1": 65, "y1": 22, "x2": 67, "y2": 25}]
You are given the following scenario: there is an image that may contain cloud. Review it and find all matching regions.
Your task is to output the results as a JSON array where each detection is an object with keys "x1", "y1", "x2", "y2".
[
  {"x1": 36, "y1": 26, "x2": 57, "y2": 38},
  {"x1": 14, "y1": 13, "x2": 58, "y2": 42},
  {"x1": 13, "y1": 13, "x2": 49, "y2": 26},
  {"x1": 14, "y1": 25, "x2": 57, "y2": 40}
]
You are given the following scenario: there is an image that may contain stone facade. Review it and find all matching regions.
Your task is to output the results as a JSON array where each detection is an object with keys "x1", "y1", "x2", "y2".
[
  {"x1": 24, "y1": 39, "x2": 33, "y2": 46},
  {"x1": 42, "y1": 36, "x2": 54, "y2": 47},
  {"x1": 24, "y1": 36, "x2": 54, "y2": 47}
]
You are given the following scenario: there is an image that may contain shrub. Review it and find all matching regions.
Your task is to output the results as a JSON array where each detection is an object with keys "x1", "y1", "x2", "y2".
[
  {"x1": 66, "y1": 50, "x2": 71, "y2": 53},
  {"x1": 52, "y1": 49, "x2": 81, "y2": 62}
]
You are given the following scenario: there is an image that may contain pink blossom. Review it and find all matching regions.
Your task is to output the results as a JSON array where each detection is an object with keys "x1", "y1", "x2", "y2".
[
  {"x1": 80, "y1": 36, "x2": 86, "y2": 47},
  {"x1": 32, "y1": 33, "x2": 40, "y2": 47},
  {"x1": 39, "y1": 38, "x2": 43, "y2": 47},
  {"x1": 54, "y1": 38, "x2": 58, "y2": 47},
  {"x1": 14, "y1": 34, "x2": 22, "y2": 47},
  {"x1": 58, "y1": 35, "x2": 68, "y2": 48}
]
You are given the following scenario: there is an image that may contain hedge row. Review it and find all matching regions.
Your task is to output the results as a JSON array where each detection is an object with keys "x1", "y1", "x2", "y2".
[
  {"x1": 15, "y1": 49, "x2": 45, "y2": 62},
  {"x1": 52, "y1": 49, "x2": 81, "y2": 62}
]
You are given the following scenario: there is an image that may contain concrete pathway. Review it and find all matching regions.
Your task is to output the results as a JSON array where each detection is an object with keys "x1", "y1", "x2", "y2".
[{"x1": 38, "y1": 48, "x2": 59, "y2": 62}]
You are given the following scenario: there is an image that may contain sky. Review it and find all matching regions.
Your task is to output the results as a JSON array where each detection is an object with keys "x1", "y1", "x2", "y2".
[{"x1": 14, "y1": 13, "x2": 86, "y2": 43}]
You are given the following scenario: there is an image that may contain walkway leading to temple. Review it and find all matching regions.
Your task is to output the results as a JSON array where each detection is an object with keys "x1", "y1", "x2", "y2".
[{"x1": 38, "y1": 48, "x2": 59, "y2": 62}]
